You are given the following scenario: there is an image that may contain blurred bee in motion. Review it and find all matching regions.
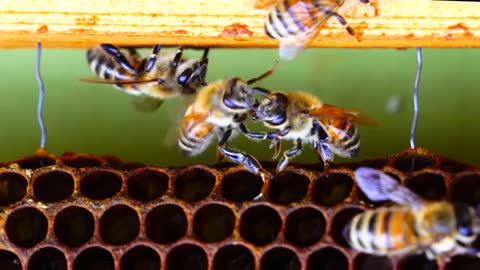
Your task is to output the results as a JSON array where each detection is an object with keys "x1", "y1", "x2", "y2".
[
  {"x1": 346, "y1": 167, "x2": 480, "y2": 261},
  {"x1": 243, "y1": 90, "x2": 375, "y2": 172},
  {"x1": 178, "y1": 65, "x2": 276, "y2": 175},
  {"x1": 265, "y1": 0, "x2": 371, "y2": 60},
  {"x1": 82, "y1": 44, "x2": 209, "y2": 111}
]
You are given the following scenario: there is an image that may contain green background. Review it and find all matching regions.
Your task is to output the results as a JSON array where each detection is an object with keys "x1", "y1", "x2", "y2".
[{"x1": 0, "y1": 48, "x2": 478, "y2": 167}]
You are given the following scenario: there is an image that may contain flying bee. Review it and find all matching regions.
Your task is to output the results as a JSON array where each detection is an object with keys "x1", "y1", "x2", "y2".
[
  {"x1": 346, "y1": 167, "x2": 480, "y2": 261},
  {"x1": 242, "y1": 90, "x2": 376, "y2": 172},
  {"x1": 82, "y1": 44, "x2": 209, "y2": 111},
  {"x1": 178, "y1": 64, "x2": 276, "y2": 175},
  {"x1": 265, "y1": 0, "x2": 371, "y2": 60}
]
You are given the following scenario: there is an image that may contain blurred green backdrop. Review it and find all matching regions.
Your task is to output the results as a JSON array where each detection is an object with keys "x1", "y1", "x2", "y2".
[{"x1": 0, "y1": 48, "x2": 478, "y2": 167}]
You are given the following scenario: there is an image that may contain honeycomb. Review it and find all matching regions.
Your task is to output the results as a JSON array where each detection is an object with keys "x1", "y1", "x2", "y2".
[{"x1": 0, "y1": 147, "x2": 479, "y2": 270}]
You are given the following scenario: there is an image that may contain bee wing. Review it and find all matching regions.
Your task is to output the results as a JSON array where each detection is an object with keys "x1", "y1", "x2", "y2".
[
  {"x1": 304, "y1": 104, "x2": 378, "y2": 126},
  {"x1": 131, "y1": 96, "x2": 164, "y2": 112},
  {"x1": 80, "y1": 77, "x2": 162, "y2": 85},
  {"x1": 355, "y1": 167, "x2": 424, "y2": 208}
]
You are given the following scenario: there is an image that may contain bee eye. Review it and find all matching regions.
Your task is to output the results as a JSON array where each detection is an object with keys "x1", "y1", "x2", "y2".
[{"x1": 178, "y1": 68, "x2": 193, "y2": 86}]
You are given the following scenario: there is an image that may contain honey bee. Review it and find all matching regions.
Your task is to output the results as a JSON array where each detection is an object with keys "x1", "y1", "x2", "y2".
[
  {"x1": 265, "y1": 0, "x2": 370, "y2": 60},
  {"x1": 346, "y1": 167, "x2": 480, "y2": 261},
  {"x1": 82, "y1": 44, "x2": 209, "y2": 111},
  {"x1": 243, "y1": 90, "x2": 375, "y2": 172},
  {"x1": 178, "y1": 65, "x2": 275, "y2": 175}
]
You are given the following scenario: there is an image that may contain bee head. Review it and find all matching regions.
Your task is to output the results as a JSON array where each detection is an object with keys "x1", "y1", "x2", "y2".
[
  {"x1": 221, "y1": 79, "x2": 259, "y2": 111},
  {"x1": 177, "y1": 58, "x2": 209, "y2": 94},
  {"x1": 252, "y1": 93, "x2": 288, "y2": 125},
  {"x1": 453, "y1": 203, "x2": 480, "y2": 240}
]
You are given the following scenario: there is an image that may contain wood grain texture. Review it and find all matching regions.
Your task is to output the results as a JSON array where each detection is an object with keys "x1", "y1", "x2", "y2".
[{"x1": 0, "y1": 0, "x2": 479, "y2": 48}]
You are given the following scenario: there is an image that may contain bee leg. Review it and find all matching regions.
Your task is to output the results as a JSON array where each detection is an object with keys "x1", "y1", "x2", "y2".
[
  {"x1": 277, "y1": 138, "x2": 303, "y2": 172},
  {"x1": 218, "y1": 129, "x2": 263, "y2": 174},
  {"x1": 100, "y1": 44, "x2": 137, "y2": 74},
  {"x1": 172, "y1": 46, "x2": 185, "y2": 70},
  {"x1": 215, "y1": 129, "x2": 226, "y2": 161},
  {"x1": 144, "y1": 44, "x2": 162, "y2": 73},
  {"x1": 201, "y1": 48, "x2": 210, "y2": 62},
  {"x1": 328, "y1": 11, "x2": 355, "y2": 36}
]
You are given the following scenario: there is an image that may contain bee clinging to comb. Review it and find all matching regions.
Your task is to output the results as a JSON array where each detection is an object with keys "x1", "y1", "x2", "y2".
[{"x1": 82, "y1": 44, "x2": 209, "y2": 111}]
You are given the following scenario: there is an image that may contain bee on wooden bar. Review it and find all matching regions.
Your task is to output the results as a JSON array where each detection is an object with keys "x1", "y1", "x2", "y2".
[
  {"x1": 346, "y1": 167, "x2": 480, "y2": 261},
  {"x1": 265, "y1": 0, "x2": 370, "y2": 60},
  {"x1": 243, "y1": 90, "x2": 376, "y2": 172},
  {"x1": 82, "y1": 44, "x2": 209, "y2": 111}
]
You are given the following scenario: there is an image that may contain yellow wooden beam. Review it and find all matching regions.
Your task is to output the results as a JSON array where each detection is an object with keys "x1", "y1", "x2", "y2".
[{"x1": 0, "y1": 0, "x2": 479, "y2": 48}]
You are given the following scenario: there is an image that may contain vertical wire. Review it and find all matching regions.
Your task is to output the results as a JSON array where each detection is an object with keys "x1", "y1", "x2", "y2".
[
  {"x1": 409, "y1": 47, "x2": 422, "y2": 149},
  {"x1": 35, "y1": 42, "x2": 47, "y2": 148}
]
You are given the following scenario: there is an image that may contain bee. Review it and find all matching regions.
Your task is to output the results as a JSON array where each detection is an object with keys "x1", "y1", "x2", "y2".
[
  {"x1": 242, "y1": 90, "x2": 375, "y2": 172},
  {"x1": 178, "y1": 65, "x2": 276, "y2": 175},
  {"x1": 265, "y1": 0, "x2": 370, "y2": 60},
  {"x1": 82, "y1": 44, "x2": 209, "y2": 111},
  {"x1": 346, "y1": 167, "x2": 480, "y2": 261}
]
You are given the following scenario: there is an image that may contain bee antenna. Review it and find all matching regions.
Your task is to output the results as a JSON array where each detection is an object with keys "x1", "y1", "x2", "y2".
[
  {"x1": 247, "y1": 59, "x2": 279, "y2": 85},
  {"x1": 35, "y1": 42, "x2": 47, "y2": 149}
]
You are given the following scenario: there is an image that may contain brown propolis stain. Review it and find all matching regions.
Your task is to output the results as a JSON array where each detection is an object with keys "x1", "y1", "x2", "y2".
[
  {"x1": 222, "y1": 23, "x2": 254, "y2": 37},
  {"x1": 37, "y1": 25, "x2": 48, "y2": 33}
]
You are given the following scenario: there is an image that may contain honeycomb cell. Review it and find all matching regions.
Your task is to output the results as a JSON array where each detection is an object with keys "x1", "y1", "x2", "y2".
[
  {"x1": 397, "y1": 254, "x2": 438, "y2": 270},
  {"x1": 99, "y1": 204, "x2": 140, "y2": 245},
  {"x1": 357, "y1": 172, "x2": 401, "y2": 206},
  {"x1": 240, "y1": 204, "x2": 282, "y2": 246},
  {"x1": 260, "y1": 247, "x2": 300, "y2": 270},
  {"x1": 353, "y1": 253, "x2": 393, "y2": 270},
  {"x1": 312, "y1": 173, "x2": 353, "y2": 207},
  {"x1": 80, "y1": 169, "x2": 122, "y2": 200},
  {"x1": 127, "y1": 168, "x2": 168, "y2": 202},
  {"x1": 167, "y1": 244, "x2": 208, "y2": 270},
  {"x1": 0, "y1": 172, "x2": 27, "y2": 206},
  {"x1": 221, "y1": 170, "x2": 263, "y2": 202},
  {"x1": 174, "y1": 167, "x2": 215, "y2": 202},
  {"x1": 330, "y1": 207, "x2": 365, "y2": 247},
  {"x1": 451, "y1": 173, "x2": 480, "y2": 206},
  {"x1": 405, "y1": 172, "x2": 446, "y2": 200},
  {"x1": 146, "y1": 204, "x2": 188, "y2": 244},
  {"x1": 285, "y1": 207, "x2": 326, "y2": 247},
  {"x1": 73, "y1": 247, "x2": 114, "y2": 270},
  {"x1": 28, "y1": 247, "x2": 67, "y2": 270},
  {"x1": 193, "y1": 203, "x2": 235, "y2": 243},
  {"x1": 393, "y1": 154, "x2": 436, "y2": 172},
  {"x1": 0, "y1": 250, "x2": 21, "y2": 270},
  {"x1": 440, "y1": 160, "x2": 471, "y2": 173},
  {"x1": 213, "y1": 244, "x2": 255, "y2": 270},
  {"x1": 33, "y1": 170, "x2": 74, "y2": 203},
  {"x1": 269, "y1": 171, "x2": 309, "y2": 205},
  {"x1": 120, "y1": 245, "x2": 161, "y2": 270},
  {"x1": 61, "y1": 156, "x2": 102, "y2": 168},
  {"x1": 54, "y1": 206, "x2": 94, "y2": 247},
  {"x1": 6, "y1": 207, "x2": 48, "y2": 247},
  {"x1": 445, "y1": 254, "x2": 480, "y2": 270},
  {"x1": 16, "y1": 156, "x2": 56, "y2": 169},
  {"x1": 307, "y1": 247, "x2": 349, "y2": 270}
]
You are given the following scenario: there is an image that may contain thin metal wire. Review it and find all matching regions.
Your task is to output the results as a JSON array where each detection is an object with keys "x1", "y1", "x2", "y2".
[
  {"x1": 35, "y1": 42, "x2": 47, "y2": 148},
  {"x1": 409, "y1": 47, "x2": 422, "y2": 149}
]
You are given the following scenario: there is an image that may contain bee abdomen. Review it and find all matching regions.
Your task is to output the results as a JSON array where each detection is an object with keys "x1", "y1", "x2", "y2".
[
  {"x1": 86, "y1": 47, "x2": 134, "y2": 89},
  {"x1": 178, "y1": 125, "x2": 214, "y2": 157}
]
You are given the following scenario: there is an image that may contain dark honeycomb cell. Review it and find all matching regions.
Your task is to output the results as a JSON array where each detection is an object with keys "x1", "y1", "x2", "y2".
[
  {"x1": 167, "y1": 244, "x2": 207, "y2": 270},
  {"x1": 61, "y1": 156, "x2": 102, "y2": 168},
  {"x1": 353, "y1": 253, "x2": 393, "y2": 270},
  {"x1": 33, "y1": 170, "x2": 74, "y2": 203},
  {"x1": 146, "y1": 204, "x2": 188, "y2": 244},
  {"x1": 451, "y1": 173, "x2": 480, "y2": 206},
  {"x1": 445, "y1": 255, "x2": 480, "y2": 270},
  {"x1": 393, "y1": 154, "x2": 436, "y2": 172},
  {"x1": 0, "y1": 250, "x2": 21, "y2": 270},
  {"x1": 5, "y1": 207, "x2": 48, "y2": 247},
  {"x1": 127, "y1": 168, "x2": 168, "y2": 202},
  {"x1": 193, "y1": 203, "x2": 235, "y2": 243},
  {"x1": 73, "y1": 247, "x2": 114, "y2": 270},
  {"x1": 357, "y1": 172, "x2": 401, "y2": 206},
  {"x1": 312, "y1": 173, "x2": 353, "y2": 207},
  {"x1": 99, "y1": 204, "x2": 140, "y2": 245},
  {"x1": 0, "y1": 172, "x2": 27, "y2": 206},
  {"x1": 260, "y1": 247, "x2": 301, "y2": 270},
  {"x1": 28, "y1": 247, "x2": 67, "y2": 270},
  {"x1": 405, "y1": 172, "x2": 446, "y2": 200},
  {"x1": 240, "y1": 204, "x2": 282, "y2": 246},
  {"x1": 307, "y1": 247, "x2": 349, "y2": 270},
  {"x1": 120, "y1": 245, "x2": 161, "y2": 270},
  {"x1": 221, "y1": 170, "x2": 263, "y2": 202},
  {"x1": 54, "y1": 206, "x2": 94, "y2": 247},
  {"x1": 285, "y1": 207, "x2": 326, "y2": 247},
  {"x1": 80, "y1": 169, "x2": 122, "y2": 200},
  {"x1": 174, "y1": 167, "x2": 215, "y2": 202},
  {"x1": 213, "y1": 244, "x2": 255, "y2": 270},
  {"x1": 440, "y1": 159, "x2": 471, "y2": 173},
  {"x1": 397, "y1": 254, "x2": 438, "y2": 270},
  {"x1": 330, "y1": 207, "x2": 365, "y2": 247},
  {"x1": 16, "y1": 157, "x2": 56, "y2": 169},
  {"x1": 269, "y1": 171, "x2": 309, "y2": 205}
]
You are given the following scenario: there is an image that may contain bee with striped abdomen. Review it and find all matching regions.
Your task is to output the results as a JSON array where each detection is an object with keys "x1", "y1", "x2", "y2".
[
  {"x1": 265, "y1": 0, "x2": 371, "y2": 60},
  {"x1": 346, "y1": 167, "x2": 480, "y2": 261},
  {"x1": 82, "y1": 44, "x2": 209, "y2": 111},
  {"x1": 242, "y1": 90, "x2": 375, "y2": 172}
]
